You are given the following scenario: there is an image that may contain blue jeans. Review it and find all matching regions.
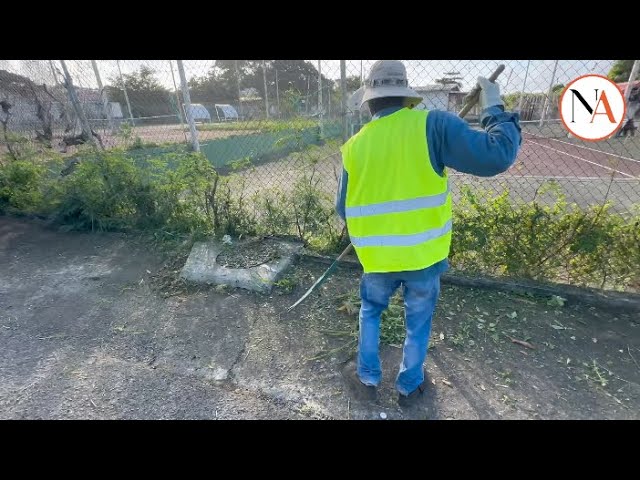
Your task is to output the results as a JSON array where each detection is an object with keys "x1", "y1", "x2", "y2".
[{"x1": 356, "y1": 265, "x2": 443, "y2": 396}]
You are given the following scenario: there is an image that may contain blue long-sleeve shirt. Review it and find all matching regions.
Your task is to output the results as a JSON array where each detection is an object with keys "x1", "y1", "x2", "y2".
[{"x1": 336, "y1": 104, "x2": 522, "y2": 276}]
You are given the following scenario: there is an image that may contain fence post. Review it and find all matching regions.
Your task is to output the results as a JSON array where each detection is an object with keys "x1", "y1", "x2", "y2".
[
  {"x1": 624, "y1": 60, "x2": 640, "y2": 105},
  {"x1": 59, "y1": 60, "x2": 98, "y2": 147},
  {"x1": 275, "y1": 69, "x2": 281, "y2": 118},
  {"x1": 539, "y1": 60, "x2": 559, "y2": 127},
  {"x1": 235, "y1": 60, "x2": 242, "y2": 120},
  {"x1": 517, "y1": 60, "x2": 531, "y2": 113},
  {"x1": 91, "y1": 60, "x2": 116, "y2": 134},
  {"x1": 318, "y1": 60, "x2": 324, "y2": 138},
  {"x1": 49, "y1": 60, "x2": 61, "y2": 87},
  {"x1": 358, "y1": 60, "x2": 363, "y2": 127},
  {"x1": 116, "y1": 60, "x2": 135, "y2": 126},
  {"x1": 340, "y1": 60, "x2": 348, "y2": 143},
  {"x1": 176, "y1": 60, "x2": 200, "y2": 152},
  {"x1": 169, "y1": 60, "x2": 188, "y2": 143},
  {"x1": 262, "y1": 60, "x2": 270, "y2": 119}
]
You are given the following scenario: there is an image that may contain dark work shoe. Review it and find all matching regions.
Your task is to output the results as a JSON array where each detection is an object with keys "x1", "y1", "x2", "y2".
[
  {"x1": 341, "y1": 361, "x2": 379, "y2": 403},
  {"x1": 397, "y1": 375, "x2": 429, "y2": 409}
]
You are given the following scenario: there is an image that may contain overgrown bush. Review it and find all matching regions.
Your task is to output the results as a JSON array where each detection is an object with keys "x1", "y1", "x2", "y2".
[
  {"x1": 0, "y1": 160, "x2": 48, "y2": 214},
  {"x1": 1, "y1": 144, "x2": 638, "y2": 292},
  {"x1": 0, "y1": 148, "x2": 62, "y2": 215},
  {"x1": 451, "y1": 184, "x2": 640, "y2": 290}
]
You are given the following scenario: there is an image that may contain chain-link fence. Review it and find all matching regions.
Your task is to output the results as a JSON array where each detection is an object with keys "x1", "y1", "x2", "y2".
[{"x1": 1, "y1": 60, "x2": 639, "y2": 292}]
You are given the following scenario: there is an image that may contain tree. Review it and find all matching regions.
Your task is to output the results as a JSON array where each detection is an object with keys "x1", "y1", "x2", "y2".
[
  {"x1": 551, "y1": 84, "x2": 565, "y2": 95},
  {"x1": 608, "y1": 60, "x2": 635, "y2": 83},
  {"x1": 344, "y1": 76, "x2": 362, "y2": 92},
  {"x1": 189, "y1": 74, "x2": 236, "y2": 105},
  {"x1": 106, "y1": 66, "x2": 172, "y2": 119},
  {"x1": 188, "y1": 60, "x2": 334, "y2": 107}
]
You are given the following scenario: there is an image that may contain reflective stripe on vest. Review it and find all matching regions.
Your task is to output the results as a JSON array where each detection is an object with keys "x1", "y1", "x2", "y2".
[
  {"x1": 345, "y1": 186, "x2": 449, "y2": 218},
  {"x1": 350, "y1": 219, "x2": 452, "y2": 248}
]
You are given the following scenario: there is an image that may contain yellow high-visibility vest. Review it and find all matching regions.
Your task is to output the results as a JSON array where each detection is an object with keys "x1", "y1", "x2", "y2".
[{"x1": 341, "y1": 107, "x2": 452, "y2": 273}]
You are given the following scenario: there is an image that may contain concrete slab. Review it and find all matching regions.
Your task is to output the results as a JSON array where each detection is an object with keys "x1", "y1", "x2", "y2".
[{"x1": 180, "y1": 238, "x2": 303, "y2": 294}]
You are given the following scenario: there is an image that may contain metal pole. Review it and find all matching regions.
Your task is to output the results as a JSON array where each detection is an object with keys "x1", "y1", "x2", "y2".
[
  {"x1": 358, "y1": 60, "x2": 363, "y2": 126},
  {"x1": 169, "y1": 60, "x2": 188, "y2": 143},
  {"x1": 517, "y1": 60, "x2": 531, "y2": 114},
  {"x1": 623, "y1": 60, "x2": 640, "y2": 126},
  {"x1": 91, "y1": 60, "x2": 116, "y2": 134},
  {"x1": 318, "y1": 60, "x2": 324, "y2": 138},
  {"x1": 275, "y1": 69, "x2": 280, "y2": 118},
  {"x1": 539, "y1": 59, "x2": 558, "y2": 127},
  {"x1": 624, "y1": 60, "x2": 640, "y2": 106},
  {"x1": 176, "y1": 60, "x2": 200, "y2": 152},
  {"x1": 116, "y1": 60, "x2": 135, "y2": 126},
  {"x1": 306, "y1": 75, "x2": 310, "y2": 114},
  {"x1": 235, "y1": 60, "x2": 242, "y2": 120},
  {"x1": 59, "y1": 60, "x2": 97, "y2": 147},
  {"x1": 49, "y1": 60, "x2": 61, "y2": 86},
  {"x1": 340, "y1": 60, "x2": 348, "y2": 143},
  {"x1": 262, "y1": 60, "x2": 270, "y2": 119}
]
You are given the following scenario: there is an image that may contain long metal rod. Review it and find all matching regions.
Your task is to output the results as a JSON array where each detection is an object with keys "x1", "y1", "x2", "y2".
[
  {"x1": 177, "y1": 60, "x2": 200, "y2": 152},
  {"x1": 169, "y1": 60, "x2": 188, "y2": 143},
  {"x1": 116, "y1": 60, "x2": 135, "y2": 126},
  {"x1": 59, "y1": 60, "x2": 97, "y2": 147},
  {"x1": 624, "y1": 60, "x2": 640, "y2": 104},
  {"x1": 91, "y1": 60, "x2": 115, "y2": 133},
  {"x1": 235, "y1": 60, "x2": 242, "y2": 119},
  {"x1": 263, "y1": 60, "x2": 270, "y2": 119},
  {"x1": 318, "y1": 60, "x2": 324, "y2": 138},
  {"x1": 517, "y1": 60, "x2": 531, "y2": 113},
  {"x1": 539, "y1": 60, "x2": 559, "y2": 127},
  {"x1": 275, "y1": 68, "x2": 280, "y2": 118},
  {"x1": 340, "y1": 60, "x2": 348, "y2": 143},
  {"x1": 288, "y1": 64, "x2": 506, "y2": 311}
]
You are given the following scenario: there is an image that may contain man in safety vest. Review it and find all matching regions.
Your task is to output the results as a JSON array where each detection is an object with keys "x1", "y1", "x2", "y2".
[{"x1": 336, "y1": 60, "x2": 522, "y2": 407}]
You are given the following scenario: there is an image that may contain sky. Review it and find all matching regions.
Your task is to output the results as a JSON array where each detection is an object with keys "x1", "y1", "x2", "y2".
[{"x1": 3, "y1": 59, "x2": 616, "y2": 96}]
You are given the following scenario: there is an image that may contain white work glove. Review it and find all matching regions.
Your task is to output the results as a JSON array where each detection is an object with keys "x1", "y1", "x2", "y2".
[{"x1": 477, "y1": 76, "x2": 504, "y2": 110}]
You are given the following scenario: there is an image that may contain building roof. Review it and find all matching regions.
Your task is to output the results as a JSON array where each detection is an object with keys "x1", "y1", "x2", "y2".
[
  {"x1": 414, "y1": 83, "x2": 461, "y2": 92},
  {"x1": 74, "y1": 87, "x2": 101, "y2": 103}
]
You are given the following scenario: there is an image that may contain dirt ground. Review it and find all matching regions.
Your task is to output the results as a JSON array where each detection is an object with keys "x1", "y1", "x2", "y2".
[{"x1": 1, "y1": 216, "x2": 638, "y2": 420}]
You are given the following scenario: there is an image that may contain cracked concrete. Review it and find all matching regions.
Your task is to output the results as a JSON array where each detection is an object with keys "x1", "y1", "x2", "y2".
[{"x1": 1, "y1": 216, "x2": 638, "y2": 420}]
